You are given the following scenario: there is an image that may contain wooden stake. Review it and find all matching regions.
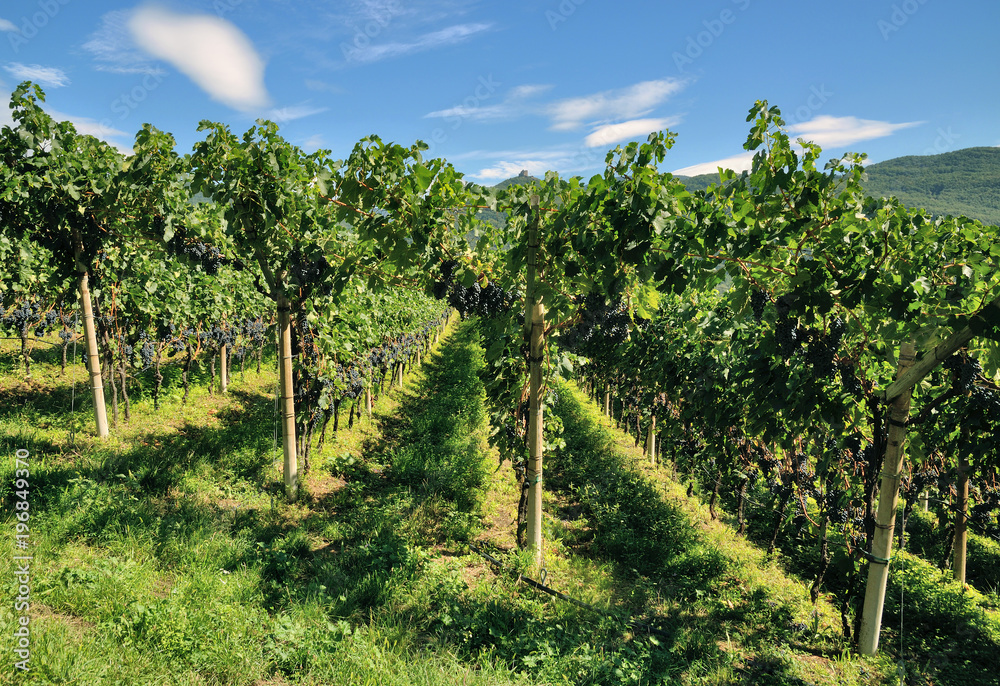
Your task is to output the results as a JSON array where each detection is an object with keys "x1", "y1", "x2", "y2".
[
  {"x1": 523, "y1": 194, "x2": 544, "y2": 573},
  {"x1": 858, "y1": 341, "x2": 916, "y2": 655},
  {"x1": 73, "y1": 224, "x2": 108, "y2": 438},
  {"x1": 277, "y1": 298, "x2": 298, "y2": 502},
  {"x1": 954, "y1": 447, "x2": 969, "y2": 584}
]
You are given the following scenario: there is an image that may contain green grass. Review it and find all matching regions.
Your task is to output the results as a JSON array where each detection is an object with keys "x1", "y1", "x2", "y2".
[
  {"x1": 5, "y1": 325, "x2": 993, "y2": 685},
  {"x1": 543, "y1": 382, "x2": 892, "y2": 685},
  {"x1": 0, "y1": 320, "x2": 528, "y2": 684}
]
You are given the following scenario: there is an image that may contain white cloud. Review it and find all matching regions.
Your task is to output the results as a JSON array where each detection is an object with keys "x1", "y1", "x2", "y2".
[
  {"x1": 0, "y1": 18, "x2": 17, "y2": 32},
  {"x1": 672, "y1": 152, "x2": 756, "y2": 177},
  {"x1": 584, "y1": 117, "x2": 679, "y2": 148},
  {"x1": 672, "y1": 115, "x2": 922, "y2": 177},
  {"x1": 788, "y1": 115, "x2": 923, "y2": 149},
  {"x1": 305, "y1": 79, "x2": 344, "y2": 95},
  {"x1": 45, "y1": 107, "x2": 133, "y2": 153},
  {"x1": 465, "y1": 144, "x2": 609, "y2": 182},
  {"x1": 128, "y1": 5, "x2": 270, "y2": 111},
  {"x1": 470, "y1": 160, "x2": 551, "y2": 182},
  {"x1": 84, "y1": 10, "x2": 165, "y2": 75},
  {"x1": 548, "y1": 79, "x2": 686, "y2": 132},
  {"x1": 3, "y1": 63, "x2": 69, "y2": 88},
  {"x1": 303, "y1": 134, "x2": 325, "y2": 150},
  {"x1": 345, "y1": 22, "x2": 491, "y2": 63},
  {"x1": 266, "y1": 103, "x2": 328, "y2": 123},
  {"x1": 425, "y1": 83, "x2": 548, "y2": 122}
]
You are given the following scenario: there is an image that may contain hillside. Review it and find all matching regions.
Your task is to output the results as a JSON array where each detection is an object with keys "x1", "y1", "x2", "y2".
[
  {"x1": 861, "y1": 147, "x2": 1000, "y2": 225},
  {"x1": 676, "y1": 147, "x2": 1000, "y2": 226}
]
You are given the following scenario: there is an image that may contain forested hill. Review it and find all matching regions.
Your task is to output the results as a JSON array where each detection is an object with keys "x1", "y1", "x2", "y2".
[
  {"x1": 676, "y1": 147, "x2": 1000, "y2": 226},
  {"x1": 860, "y1": 147, "x2": 1000, "y2": 226}
]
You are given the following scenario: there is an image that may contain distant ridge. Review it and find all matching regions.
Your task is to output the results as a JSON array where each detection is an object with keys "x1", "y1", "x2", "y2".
[
  {"x1": 675, "y1": 147, "x2": 1000, "y2": 226},
  {"x1": 493, "y1": 169, "x2": 540, "y2": 191}
]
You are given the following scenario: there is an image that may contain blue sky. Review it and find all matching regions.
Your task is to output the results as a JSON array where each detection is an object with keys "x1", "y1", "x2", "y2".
[{"x1": 2, "y1": 0, "x2": 998, "y2": 183}]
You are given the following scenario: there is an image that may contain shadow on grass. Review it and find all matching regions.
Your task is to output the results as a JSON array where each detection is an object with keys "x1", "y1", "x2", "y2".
[{"x1": 546, "y1": 384, "x2": 838, "y2": 684}]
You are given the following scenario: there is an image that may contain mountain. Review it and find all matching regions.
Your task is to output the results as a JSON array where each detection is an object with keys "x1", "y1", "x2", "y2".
[
  {"x1": 860, "y1": 147, "x2": 1000, "y2": 226},
  {"x1": 676, "y1": 147, "x2": 1000, "y2": 226},
  {"x1": 492, "y1": 169, "x2": 540, "y2": 191}
]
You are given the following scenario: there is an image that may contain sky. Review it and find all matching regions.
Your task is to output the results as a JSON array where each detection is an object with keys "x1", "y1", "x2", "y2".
[{"x1": 1, "y1": 0, "x2": 998, "y2": 183}]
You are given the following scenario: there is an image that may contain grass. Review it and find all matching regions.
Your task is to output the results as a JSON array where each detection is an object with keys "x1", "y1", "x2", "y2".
[
  {"x1": 3, "y1": 324, "x2": 993, "y2": 684},
  {"x1": 0, "y1": 320, "x2": 528, "y2": 684},
  {"x1": 541, "y1": 381, "x2": 893, "y2": 685}
]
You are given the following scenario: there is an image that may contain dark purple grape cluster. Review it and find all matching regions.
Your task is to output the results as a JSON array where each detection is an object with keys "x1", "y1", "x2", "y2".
[
  {"x1": 167, "y1": 233, "x2": 227, "y2": 275},
  {"x1": 1, "y1": 299, "x2": 42, "y2": 337},
  {"x1": 944, "y1": 351, "x2": 982, "y2": 392},
  {"x1": 560, "y1": 294, "x2": 632, "y2": 353},
  {"x1": 750, "y1": 288, "x2": 771, "y2": 321},
  {"x1": 774, "y1": 316, "x2": 800, "y2": 358},
  {"x1": 446, "y1": 282, "x2": 515, "y2": 319},
  {"x1": 838, "y1": 362, "x2": 864, "y2": 398},
  {"x1": 288, "y1": 249, "x2": 330, "y2": 288}
]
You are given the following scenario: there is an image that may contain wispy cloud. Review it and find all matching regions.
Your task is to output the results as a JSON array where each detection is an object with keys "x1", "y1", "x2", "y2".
[
  {"x1": 128, "y1": 5, "x2": 271, "y2": 111},
  {"x1": 672, "y1": 152, "x2": 755, "y2": 177},
  {"x1": 305, "y1": 79, "x2": 344, "y2": 95},
  {"x1": 3, "y1": 63, "x2": 69, "y2": 88},
  {"x1": 465, "y1": 145, "x2": 604, "y2": 182},
  {"x1": 584, "y1": 117, "x2": 679, "y2": 148},
  {"x1": 266, "y1": 103, "x2": 329, "y2": 123},
  {"x1": 0, "y1": 18, "x2": 17, "y2": 32},
  {"x1": 547, "y1": 78, "x2": 686, "y2": 132},
  {"x1": 425, "y1": 83, "x2": 548, "y2": 122},
  {"x1": 303, "y1": 134, "x2": 326, "y2": 150},
  {"x1": 83, "y1": 10, "x2": 165, "y2": 75},
  {"x1": 471, "y1": 159, "x2": 552, "y2": 182},
  {"x1": 46, "y1": 107, "x2": 133, "y2": 153},
  {"x1": 788, "y1": 115, "x2": 923, "y2": 148},
  {"x1": 345, "y1": 22, "x2": 492, "y2": 63},
  {"x1": 671, "y1": 114, "x2": 923, "y2": 176}
]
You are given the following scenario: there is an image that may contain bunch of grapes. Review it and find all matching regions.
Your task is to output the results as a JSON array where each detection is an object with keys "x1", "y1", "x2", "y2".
[
  {"x1": 288, "y1": 248, "x2": 330, "y2": 288},
  {"x1": 838, "y1": 362, "x2": 864, "y2": 398},
  {"x1": 964, "y1": 386, "x2": 1000, "y2": 430},
  {"x1": 432, "y1": 259, "x2": 460, "y2": 300},
  {"x1": 334, "y1": 364, "x2": 366, "y2": 400},
  {"x1": 774, "y1": 316, "x2": 800, "y2": 359},
  {"x1": 750, "y1": 288, "x2": 771, "y2": 322},
  {"x1": 944, "y1": 351, "x2": 982, "y2": 391},
  {"x1": 560, "y1": 294, "x2": 633, "y2": 353},
  {"x1": 1, "y1": 299, "x2": 43, "y2": 337},
  {"x1": 447, "y1": 282, "x2": 516, "y2": 319},
  {"x1": 167, "y1": 234, "x2": 227, "y2": 276}
]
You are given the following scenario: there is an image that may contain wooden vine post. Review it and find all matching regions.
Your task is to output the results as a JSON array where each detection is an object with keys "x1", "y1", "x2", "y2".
[
  {"x1": 646, "y1": 415, "x2": 657, "y2": 462},
  {"x1": 858, "y1": 341, "x2": 916, "y2": 655},
  {"x1": 220, "y1": 342, "x2": 229, "y2": 393},
  {"x1": 72, "y1": 224, "x2": 109, "y2": 438},
  {"x1": 954, "y1": 442, "x2": 970, "y2": 583},
  {"x1": 276, "y1": 296, "x2": 298, "y2": 502},
  {"x1": 524, "y1": 194, "x2": 545, "y2": 572}
]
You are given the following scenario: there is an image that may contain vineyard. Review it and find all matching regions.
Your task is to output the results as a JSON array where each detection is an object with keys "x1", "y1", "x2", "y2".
[{"x1": 2, "y1": 80, "x2": 1000, "y2": 685}]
